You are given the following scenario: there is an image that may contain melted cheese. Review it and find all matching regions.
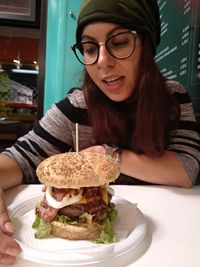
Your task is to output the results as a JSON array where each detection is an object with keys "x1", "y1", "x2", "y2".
[
  {"x1": 46, "y1": 186, "x2": 83, "y2": 209},
  {"x1": 102, "y1": 187, "x2": 109, "y2": 204},
  {"x1": 77, "y1": 197, "x2": 87, "y2": 204}
]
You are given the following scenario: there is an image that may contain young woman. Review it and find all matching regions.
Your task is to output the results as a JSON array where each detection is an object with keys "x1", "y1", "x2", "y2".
[{"x1": 0, "y1": 0, "x2": 199, "y2": 264}]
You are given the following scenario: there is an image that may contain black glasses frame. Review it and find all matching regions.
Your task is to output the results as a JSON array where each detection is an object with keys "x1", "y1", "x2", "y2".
[{"x1": 71, "y1": 30, "x2": 137, "y2": 66}]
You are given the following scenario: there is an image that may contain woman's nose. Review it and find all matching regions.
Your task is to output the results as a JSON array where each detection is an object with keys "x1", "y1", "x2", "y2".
[{"x1": 97, "y1": 45, "x2": 114, "y2": 69}]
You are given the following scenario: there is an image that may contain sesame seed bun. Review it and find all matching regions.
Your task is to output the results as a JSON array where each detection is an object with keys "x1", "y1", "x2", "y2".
[{"x1": 36, "y1": 152, "x2": 120, "y2": 188}]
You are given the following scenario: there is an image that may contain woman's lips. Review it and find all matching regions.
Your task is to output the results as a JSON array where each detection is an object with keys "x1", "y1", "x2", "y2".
[
  {"x1": 102, "y1": 76, "x2": 124, "y2": 92},
  {"x1": 104, "y1": 76, "x2": 121, "y2": 83}
]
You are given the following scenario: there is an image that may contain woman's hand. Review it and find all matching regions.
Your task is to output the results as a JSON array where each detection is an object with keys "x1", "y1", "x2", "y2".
[
  {"x1": 81, "y1": 145, "x2": 105, "y2": 154},
  {"x1": 0, "y1": 188, "x2": 21, "y2": 265}
]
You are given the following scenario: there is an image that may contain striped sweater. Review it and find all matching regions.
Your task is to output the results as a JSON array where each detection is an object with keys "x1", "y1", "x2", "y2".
[{"x1": 3, "y1": 80, "x2": 200, "y2": 185}]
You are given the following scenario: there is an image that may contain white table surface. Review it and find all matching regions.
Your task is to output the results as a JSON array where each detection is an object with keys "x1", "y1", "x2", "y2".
[{"x1": 2, "y1": 184, "x2": 200, "y2": 267}]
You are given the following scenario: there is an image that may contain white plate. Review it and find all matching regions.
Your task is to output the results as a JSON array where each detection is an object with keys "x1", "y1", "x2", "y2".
[{"x1": 8, "y1": 192, "x2": 148, "y2": 266}]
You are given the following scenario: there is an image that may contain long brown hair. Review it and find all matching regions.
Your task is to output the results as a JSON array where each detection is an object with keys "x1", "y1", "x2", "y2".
[{"x1": 82, "y1": 37, "x2": 180, "y2": 156}]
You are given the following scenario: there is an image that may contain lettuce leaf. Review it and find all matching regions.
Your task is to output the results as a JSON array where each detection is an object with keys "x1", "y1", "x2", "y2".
[
  {"x1": 32, "y1": 214, "x2": 52, "y2": 239},
  {"x1": 108, "y1": 202, "x2": 118, "y2": 222},
  {"x1": 56, "y1": 214, "x2": 72, "y2": 223},
  {"x1": 94, "y1": 202, "x2": 118, "y2": 244}
]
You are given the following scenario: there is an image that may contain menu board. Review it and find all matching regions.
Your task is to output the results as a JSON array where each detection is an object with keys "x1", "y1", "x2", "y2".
[{"x1": 156, "y1": 0, "x2": 200, "y2": 119}]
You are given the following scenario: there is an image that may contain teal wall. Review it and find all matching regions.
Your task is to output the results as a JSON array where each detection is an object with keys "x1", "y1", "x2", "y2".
[{"x1": 44, "y1": 0, "x2": 82, "y2": 112}]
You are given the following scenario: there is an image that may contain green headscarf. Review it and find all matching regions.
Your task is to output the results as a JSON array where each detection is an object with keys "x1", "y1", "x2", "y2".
[{"x1": 76, "y1": 0, "x2": 161, "y2": 55}]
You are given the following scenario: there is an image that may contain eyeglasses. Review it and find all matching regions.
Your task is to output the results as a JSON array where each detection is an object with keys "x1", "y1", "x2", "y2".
[{"x1": 71, "y1": 30, "x2": 137, "y2": 66}]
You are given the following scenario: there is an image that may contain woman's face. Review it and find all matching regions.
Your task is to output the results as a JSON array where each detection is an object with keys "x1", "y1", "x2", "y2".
[{"x1": 82, "y1": 22, "x2": 143, "y2": 102}]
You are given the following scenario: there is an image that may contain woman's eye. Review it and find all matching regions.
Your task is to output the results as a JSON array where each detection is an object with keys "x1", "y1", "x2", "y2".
[
  {"x1": 109, "y1": 35, "x2": 131, "y2": 49},
  {"x1": 83, "y1": 45, "x2": 97, "y2": 55},
  {"x1": 112, "y1": 40, "x2": 129, "y2": 47}
]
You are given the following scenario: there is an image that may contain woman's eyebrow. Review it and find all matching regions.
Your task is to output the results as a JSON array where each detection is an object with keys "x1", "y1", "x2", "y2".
[
  {"x1": 81, "y1": 26, "x2": 125, "y2": 42},
  {"x1": 81, "y1": 34, "x2": 96, "y2": 42}
]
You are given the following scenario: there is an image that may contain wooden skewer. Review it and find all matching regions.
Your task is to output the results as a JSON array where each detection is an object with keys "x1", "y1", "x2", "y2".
[{"x1": 75, "y1": 123, "x2": 79, "y2": 152}]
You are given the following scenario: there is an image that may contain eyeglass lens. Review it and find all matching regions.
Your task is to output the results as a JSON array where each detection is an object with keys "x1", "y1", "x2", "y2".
[{"x1": 73, "y1": 31, "x2": 137, "y2": 65}]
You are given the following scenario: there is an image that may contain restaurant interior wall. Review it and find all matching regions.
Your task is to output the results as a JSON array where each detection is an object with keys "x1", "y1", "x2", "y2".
[{"x1": 0, "y1": 0, "x2": 46, "y2": 151}]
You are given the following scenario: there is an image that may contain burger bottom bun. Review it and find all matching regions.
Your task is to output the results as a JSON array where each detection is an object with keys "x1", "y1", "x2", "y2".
[{"x1": 51, "y1": 220, "x2": 103, "y2": 240}]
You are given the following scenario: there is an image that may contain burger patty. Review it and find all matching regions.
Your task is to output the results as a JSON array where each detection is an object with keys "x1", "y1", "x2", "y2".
[
  {"x1": 36, "y1": 187, "x2": 111, "y2": 223},
  {"x1": 59, "y1": 204, "x2": 86, "y2": 217}
]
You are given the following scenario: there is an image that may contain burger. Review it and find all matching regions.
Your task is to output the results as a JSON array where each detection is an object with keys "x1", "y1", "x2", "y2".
[{"x1": 32, "y1": 151, "x2": 120, "y2": 243}]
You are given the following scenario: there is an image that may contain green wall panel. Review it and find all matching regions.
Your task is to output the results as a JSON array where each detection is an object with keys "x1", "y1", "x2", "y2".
[
  {"x1": 156, "y1": 0, "x2": 200, "y2": 120},
  {"x1": 44, "y1": 0, "x2": 82, "y2": 112}
]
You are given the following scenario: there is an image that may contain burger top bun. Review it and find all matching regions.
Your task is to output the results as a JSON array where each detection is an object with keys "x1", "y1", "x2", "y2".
[{"x1": 36, "y1": 152, "x2": 120, "y2": 188}]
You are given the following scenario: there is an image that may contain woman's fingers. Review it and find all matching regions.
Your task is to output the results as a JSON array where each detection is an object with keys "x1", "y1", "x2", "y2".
[
  {"x1": 0, "y1": 189, "x2": 21, "y2": 265},
  {"x1": 0, "y1": 188, "x2": 15, "y2": 234},
  {"x1": 0, "y1": 252, "x2": 17, "y2": 265},
  {"x1": 0, "y1": 231, "x2": 20, "y2": 255}
]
